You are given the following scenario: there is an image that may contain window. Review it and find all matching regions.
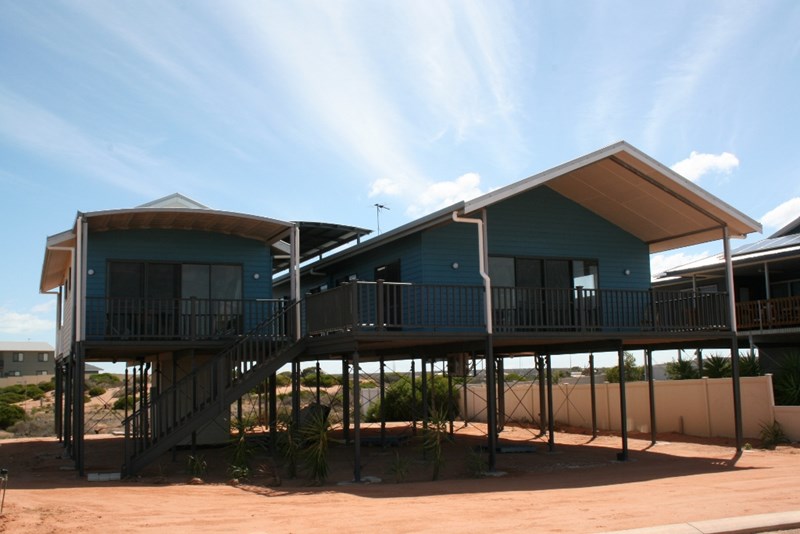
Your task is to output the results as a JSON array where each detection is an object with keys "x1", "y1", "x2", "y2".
[
  {"x1": 12, "y1": 353, "x2": 23, "y2": 363},
  {"x1": 38, "y1": 352, "x2": 49, "y2": 362},
  {"x1": 7, "y1": 371, "x2": 21, "y2": 377},
  {"x1": 36, "y1": 370, "x2": 48, "y2": 376}
]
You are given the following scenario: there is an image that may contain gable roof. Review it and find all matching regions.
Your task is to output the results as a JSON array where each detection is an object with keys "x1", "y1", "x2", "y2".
[
  {"x1": 770, "y1": 214, "x2": 800, "y2": 239},
  {"x1": 277, "y1": 142, "x2": 760, "y2": 284},
  {"x1": 464, "y1": 141, "x2": 761, "y2": 253},
  {"x1": 0, "y1": 341, "x2": 54, "y2": 352},
  {"x1": 136, "y1": 193, "x2": 209, "y2": 209}
]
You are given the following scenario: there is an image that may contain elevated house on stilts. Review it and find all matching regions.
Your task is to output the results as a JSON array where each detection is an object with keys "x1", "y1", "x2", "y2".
[{"x1": 40, "y1": 142, "x2": 761, "y2": 478}]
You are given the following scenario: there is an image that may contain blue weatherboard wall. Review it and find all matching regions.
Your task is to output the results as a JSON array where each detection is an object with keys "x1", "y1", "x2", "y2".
[
  {"x1": 420, "y1": 222, "x2": 481, "y2": 285},
  {"x1": 85, "y1": 229, "x2": 272, "y2": 299},
  {"x1": 485, "y1": 186, "x2": 650, "y2": 290}
]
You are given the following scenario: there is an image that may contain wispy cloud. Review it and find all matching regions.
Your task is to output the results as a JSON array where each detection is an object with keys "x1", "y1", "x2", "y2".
[
  {"x1": 643, "y1": 8, "x2": 757, "y2": 149},
  {"x1": 650, "y1": 250, "x2": 712, "y2": 278},
  {"x1": 762, "y1": 197, "x2": 800, "y2": 230},
  {"x1": 670, "y1": 151, "x2": 739, "y2": 182},
  {"x1": 407, "y1": 172, "x2": 485, "y2": 217},
  {"x1": 0, "y1": 87, "x2": 164, "y2": 197},
  {"x1": 0, "y1": 305, "x2": 54, "y2": 336}
]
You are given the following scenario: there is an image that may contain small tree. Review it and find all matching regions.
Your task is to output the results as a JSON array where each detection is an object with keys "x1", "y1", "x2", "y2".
[{"x1": 605, "y1": 353, "x2": 644, "y2": 383}]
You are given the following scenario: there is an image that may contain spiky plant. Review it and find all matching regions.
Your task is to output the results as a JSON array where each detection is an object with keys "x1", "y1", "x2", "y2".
[
  {"x1": 665, "y1": 359, "x2": 699, "y2": 380},
  {"x1": 702, "y1": 354, "x2": 732, "y2": 378},
  {"x1": 759, "y1": 420, "x2": 791, "y2": 449},
  {"x1": 739, "y1": 353, "x2": 761, "y2": 377},
  {"x1": 299, "y1": 409, "x2": 331, "y2": 485},
  {"x1": 423, "y1": 408, "x2": 450, "y2": 481},
  {"x1": 774, "y1": 351, "x2": 800, "y2": 406}
]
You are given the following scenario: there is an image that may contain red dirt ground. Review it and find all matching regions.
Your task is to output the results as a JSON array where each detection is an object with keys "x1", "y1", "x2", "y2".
[{"x1": 1, "y1": 425, "x2": 798, "y2": 533}]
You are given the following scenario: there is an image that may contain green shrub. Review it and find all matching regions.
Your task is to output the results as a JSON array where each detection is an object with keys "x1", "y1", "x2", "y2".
[
  {"x1": 88, "y1": 386, "x2": 106, "y2": 397},
  {"x1": 365, "y1": 374, "x2": 457, "y2": 423},
  {"x1": 113, "y1": 396, "x2": 133, "y2": 410},
  {"x1": 2, "y1": 385, "x2": 25, "y2": 395},
  {"x1": 666, "y1": 359, "x2": 699, "y2": 380},
  {"x1": 24, "y1": 385, "x2": 45, "y2": 400},
  {"x1": 0, "y1": 404, "x2": 26, "y2": 429},
  {"x1": 276, "y1": 372, "x2": 292, "y2": 387},
  {"x1": 504, "y1": 372, "x2": 529, "y2": 383},
  {"x1": 87, "y1": 373, "x2": 121, "y2": 387},
  {"x1": 300, "y1": 371, "x2": 339, "y2": 388},
  {"x1": 37, "y1": 379, "x2": 56, "y2": 393},
  {"x1": 0, "y1": 392, "x2": 26, "y2": 404}
]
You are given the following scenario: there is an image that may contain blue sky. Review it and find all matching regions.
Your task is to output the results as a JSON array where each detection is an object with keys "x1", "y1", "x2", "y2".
[{"x1": 1, "y1": 1, "x2": 799, "y2": 369}]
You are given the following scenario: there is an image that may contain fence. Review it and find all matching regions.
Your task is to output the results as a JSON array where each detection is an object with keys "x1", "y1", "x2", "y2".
[{"x1": 460, "y1": 375, "x2": 800, "y2": 441}]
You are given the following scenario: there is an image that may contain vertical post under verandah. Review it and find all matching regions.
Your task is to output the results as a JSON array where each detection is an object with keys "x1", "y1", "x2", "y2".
[
  {"x1": 421, "y1": 356, "x2": 428, "y2": 430},
  {"x1": 380, "y1": 357, "x2": 386, "y2": 447},
  {"x1": 485, "y1": 336, "x2": 498, "y2": 470},
  {"x1": 589, "y1": 353, "x2": 597, "y2": 439},
  {"x1": 618, "y1": 348, "x2": 629, "y2": 461},
  {"x1": 342, "y1": 359, "x2": 350, "y2": 445},
  {"x1": 724, "y1": 226, "x2": 744, "y2": 451},
  {"x1": 352, "y1": 351, "x2": 362, "y2": 483},
  {"x1": 546, "y1": 354, "x2": 554, "y2": 452},
  {"x1": 496, "y1": 356, "x2": 505, "y2": 434},
  {"x1": 537, "y1": 355, "x2": 546, "y2": 436},
  {"x1": 646, "y1": 348, "x2": 657, "y2": 445}
]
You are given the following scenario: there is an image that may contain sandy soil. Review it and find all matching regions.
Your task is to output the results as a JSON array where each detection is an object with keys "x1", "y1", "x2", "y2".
[{"x1": 0, "y1": 425, "x2": 798, "y2": 533}]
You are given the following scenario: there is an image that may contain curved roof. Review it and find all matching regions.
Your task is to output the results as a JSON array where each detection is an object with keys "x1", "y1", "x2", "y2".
[{"x1": 40, "y1": 207, "x2": 294, "y2": 292}]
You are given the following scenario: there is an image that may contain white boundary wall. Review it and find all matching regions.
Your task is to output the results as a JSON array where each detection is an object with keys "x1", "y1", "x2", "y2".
[{"x1": 461, "y1": 375, "x2": 800, "y2": 441}]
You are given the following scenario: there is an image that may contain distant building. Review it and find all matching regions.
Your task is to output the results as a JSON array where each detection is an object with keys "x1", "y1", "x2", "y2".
[{"x1": 0, "y1": 341, "x2": 55, "y2": 377}]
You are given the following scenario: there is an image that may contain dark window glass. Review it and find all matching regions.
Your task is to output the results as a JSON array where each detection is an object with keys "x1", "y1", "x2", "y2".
[{"x1": 108, "y1": 262, "x2": 143, "y2": 298}]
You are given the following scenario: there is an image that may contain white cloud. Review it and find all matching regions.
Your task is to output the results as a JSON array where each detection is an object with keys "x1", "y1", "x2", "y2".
[
  {"x1": 650, "y1": 250, "x2": 712, "y2": 278},
  {"x1": 670, "y1": 151, "x2": 739, "y2": 182},
  {"x1": 761, "y1": 197, "x2": 800, "y2": 230},
  {"x1": 407, "y1": 172, "x2": 485, "y2": 217},
  {"x1": 0, "y1": 306, "x2": 54, "y2": 336},
  {"x1": 368, "y1": 178, "x2": 403, "y2": 198}
]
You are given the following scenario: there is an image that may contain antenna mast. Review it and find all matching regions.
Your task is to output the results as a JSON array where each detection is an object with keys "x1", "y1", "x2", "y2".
[{"x1": 374, "y1": 203, "x2": 390, "y2": 234}]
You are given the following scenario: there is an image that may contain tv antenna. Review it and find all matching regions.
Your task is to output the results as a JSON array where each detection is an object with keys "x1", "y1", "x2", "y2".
[{"x1": 374, "y1": 203, "x2": 390, "y2": 234}]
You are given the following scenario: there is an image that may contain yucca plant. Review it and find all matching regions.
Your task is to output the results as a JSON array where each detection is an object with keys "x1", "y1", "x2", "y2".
[
  {"x1": 774, "y1": 351, "x2": 800, "y2": 405},
  {"x1": 186, "y1": 454, "x2": 207, "y2": 478},
  {"x1": 276, "y1": 413, "x2": 300, "y2": 478},
  {"x1": 759, "y1": 420, "x2": 790, "y2": 449},
  {"x1": 665, "y1": 359, "x2": 699, "y2": 380},
  {"x1": 466, "y1": 447, "x2": 488, "y2": 478},
  {"x1": 702, "y1": 354, "x2": 732, "y2": 378},
  {"x1": 739, "y1": 353, "x2": 761, "y2": 377},
  {"x1": 423, "y1": 408, "x2": 450, "y2": 481},
  {"x1": 228, "y1": 422, "x2": 254, "y2": 480},
  {"x1": 388, "y1": 450, "x2": 410, "y2": 483},
  {"x1": 299, "y1": 408, "x2": 331, "y2": 485}
]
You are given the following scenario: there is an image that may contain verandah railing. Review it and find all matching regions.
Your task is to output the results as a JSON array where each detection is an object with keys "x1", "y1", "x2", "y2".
[
  {"x1": 304, "y1": 282, "x2": 730, "y2": 335},
  {"x1": 736, "y1": 295, "x2": 800, "y2": 331},
  {"x1": 85, "y1": 297, "x2": 287, "y2": 341}
]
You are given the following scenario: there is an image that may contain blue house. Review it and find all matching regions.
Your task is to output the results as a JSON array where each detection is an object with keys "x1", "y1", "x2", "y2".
[{"x1": 41, "y1": 142, "x2": 761, "y2": 477}]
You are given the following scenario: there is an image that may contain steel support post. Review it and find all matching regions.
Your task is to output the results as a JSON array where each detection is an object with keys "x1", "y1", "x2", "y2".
[
  {"x1": 485, "y1": 337, "x2": 498, "y2": 470},
  {"x1": 589, "y1": 353, "x2": 597, "y2": 439},
  {"x1": 379, "y1": 357, "x2": 386, "y2": 447},
  {"x1": 421, "y1": 356, "x2": 428, "y2": 430},
  {"x1": 352, "y1": 351, "x2": 362, "y2": 482},
  {"x1": 496, "y1": 356, "x2": 505, "y2": 433},
  {"x1": 647, "y1": 349, "x2": 657, "y2": 445},
  {"x1": 342, "y1": 359, "x2": 350, "y2": 444},
  {"x1": 618, "y1": 348, "x2": 629, "y2": 461},
  {"x1": 537, "y1": 355, "x2": 546, "y2": 436},
  {"x1": 546, "y1": 354, "x2": 554, "y2": 452}
]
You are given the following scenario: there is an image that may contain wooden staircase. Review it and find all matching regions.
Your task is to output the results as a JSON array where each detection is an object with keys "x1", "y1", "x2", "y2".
[{"x1": 122, "y1": 301, "x2": 305, "y2": 476}]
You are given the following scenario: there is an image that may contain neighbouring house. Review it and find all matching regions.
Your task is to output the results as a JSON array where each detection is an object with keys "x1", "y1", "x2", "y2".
[
  {"x1": 0, "y1": 341, "x2": 54, "y2": 378},
  {"x1": 41, "y1": 141, "x2": 761, "y2": 478},
  {"x1": 654, "y1": 212, "x2": 800, "y2": 372}
]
